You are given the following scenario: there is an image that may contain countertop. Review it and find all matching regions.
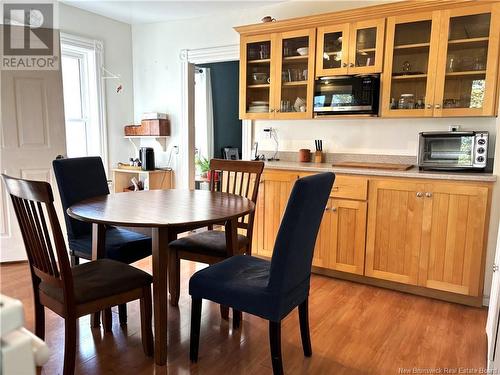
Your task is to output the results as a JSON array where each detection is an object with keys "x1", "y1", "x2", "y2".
[{"x1": 264, "y1": 161, "x2": 497, "y2": 182}]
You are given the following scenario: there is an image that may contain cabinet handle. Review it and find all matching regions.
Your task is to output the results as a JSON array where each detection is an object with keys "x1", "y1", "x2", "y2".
[
  {"x1": 349, "y1": 63, "x2": 355, "y2": 68},
  {"x1": 332, "y1": 186, "x2": 339, "y2": 191},
  {"x1": 276, "y1": 109, "x2": 281, "y2": 112},
  {"x1": 342, "y1": 62, "x2": 348, "y2": 67},
  {"x1": 494, "y1": 264, "x2": 499, "y2": 272},
  {"x1": 325, "y1": 206, "x2": 330, "y2": 211},
  {"x1": 331, "y1": 207, "x2": 337, "y2": 212},
  {"x1": 435, "y1": 104, "x2": 441, "y2": 109},
  {"x1": 269, "y1": 109, "x2": 275, "y2": 113},
  {"x1": 426, "y1": 104, "x2": 432, "y2": 109},
  {"x1": 416, "y1": 192, "x2": 423, "y2": 198},
  {"x1": 425, "y1": 192, "x2": 433, "y2": 198}
]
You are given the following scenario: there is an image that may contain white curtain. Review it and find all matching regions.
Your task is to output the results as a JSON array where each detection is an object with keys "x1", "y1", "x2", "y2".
[{"x1": 194, "y1": 67, "x2": 214, "y2": 160}]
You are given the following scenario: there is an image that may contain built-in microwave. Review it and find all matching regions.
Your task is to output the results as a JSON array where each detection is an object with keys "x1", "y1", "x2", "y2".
[
  {"x1": 313, "y1": 75, "x2": 379, "y2": 116},
  {"x1": 418, "y1": 131, "x2": 489, "y2": 170}
]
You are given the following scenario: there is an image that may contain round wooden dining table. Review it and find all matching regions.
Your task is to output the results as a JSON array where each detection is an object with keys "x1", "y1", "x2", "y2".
[{"x1": 67, "y1": 189, "x2": 255, "y2": 366}]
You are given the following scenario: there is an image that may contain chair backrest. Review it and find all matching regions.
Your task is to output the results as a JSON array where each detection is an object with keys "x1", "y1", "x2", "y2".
[
  {"x1": 2, "y1": 174, "x2": 74, "y2": 303},
  {"x1": 268, "y1": 172, "x2": 335, "y2": 295},
  {"x1": 209, "y1": 158, "x2": 264, "y2": 233},
  {"x1": 52, "y1": 157, "x2": 109, "y2": 239}
]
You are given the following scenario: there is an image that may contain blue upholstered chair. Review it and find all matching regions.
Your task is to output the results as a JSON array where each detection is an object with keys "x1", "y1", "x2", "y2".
[
  {"x1": 189, "y1": 172, "x2": 335, "y2": 375},
  {"x1": 52, "y1": 156, "x2": 152, "y2": 324}
]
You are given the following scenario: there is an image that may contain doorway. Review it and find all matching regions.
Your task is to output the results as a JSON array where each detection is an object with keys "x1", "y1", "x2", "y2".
[{"x1": 194, "y1": 61, "x2": 242, "y2": 188}]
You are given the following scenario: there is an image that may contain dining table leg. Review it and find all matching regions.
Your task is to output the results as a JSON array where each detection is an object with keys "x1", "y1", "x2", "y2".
[
  {"x1": 91, "y1": 223, "x2": 106, "y2": 328},
  {"x1": 152, "y1": 226, "x2": 173, "y2": 366}
]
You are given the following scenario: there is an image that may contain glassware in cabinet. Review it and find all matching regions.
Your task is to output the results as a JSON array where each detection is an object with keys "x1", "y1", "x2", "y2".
[
  {"x1": 275, "y1": 30, "x2": 315, "y2": 119},
  {"x1": 381, "y1": 14, "x2": 440, "y2": 117},
  {"x1": 434, "y1": 5, "x2": 499, "y2": 117}
]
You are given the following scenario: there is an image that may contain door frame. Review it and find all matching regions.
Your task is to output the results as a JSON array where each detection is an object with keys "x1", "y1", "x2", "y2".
[{"x1": 180, "y1": 44, "x2": 252, "y2": 190}]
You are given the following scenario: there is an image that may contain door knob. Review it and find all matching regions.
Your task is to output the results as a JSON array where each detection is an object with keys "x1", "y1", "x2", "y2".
[
  {"x1": 416, "y1": 192, "x2": 423, "y2": 198},
  {"x1": 342, "y1": 62, "x2": 348, "y2": 67},
  {"x1": 494, "y1": 264, "x2": 499, "y2": 272},
  {"x1": 331, "y1": 207, "x2": 337, "y2": 212},
  {"x1": 349, "y1": 63, "x2": 355, "y2": 68},
  {"x1": 425, "y1": 192, "x2": 433, "y2": 198},
  {"x1": 426, "y1": 104, "x2": 432, "y2": 109},
  {"x1": 435, "y1": 104, "x2": 441, "y2": 109}
]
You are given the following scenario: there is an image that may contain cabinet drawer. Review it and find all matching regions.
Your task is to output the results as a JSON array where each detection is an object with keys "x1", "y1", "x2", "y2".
[{"x1": 331, "y1": 175, "x2": 367, "y2": 200}]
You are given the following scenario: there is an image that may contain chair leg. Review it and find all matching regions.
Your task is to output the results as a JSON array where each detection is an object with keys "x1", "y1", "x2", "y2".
[
  {"x1": 118, "y1": 304, "x2": 127, "y2": 326},
  {"x1": 91, "y1": 312, "x2": 100, "y2": 328},
  {"x1": 140, "y1": 286, "x2": 154, "y2": 357},
  {"x1": 269, "y1": 321, "x2": 284, "y2": 375},
  {"x1": 298, "y1": 298, "x2": 312, "y2": 357},
  {"x1": 70, "y1": 254, "x2": 79, "y2": 267},
  {"x1": 220, "y1": 305, "x2": 229, "y2": 321},
  {"x1": 63, "y1": 316, "x2": 77, "y2": 375},
  {"x1": 190, "y1": 298, "x2": 202, "y2": 363},
  {"x1": 103, "y1": 308, "x2": 112, "y2": 333},
  {"x1": 34, "y1": 300, "x2": 45, "y2": 340},
  {"x1": 168, "y1": 251, "x2": 180, "y2": 307},
  {"x1": 233, "y1": 309, "x2": 242, "y2": 330}
]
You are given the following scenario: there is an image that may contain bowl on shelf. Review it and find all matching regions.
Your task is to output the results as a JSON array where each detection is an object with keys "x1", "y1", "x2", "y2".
[
  {"x1": 296, "y1": 47, "x2": 309, "y2": 56},
  {"x1": 252, "y1": 72, "x2": 269, "y2": 84}
]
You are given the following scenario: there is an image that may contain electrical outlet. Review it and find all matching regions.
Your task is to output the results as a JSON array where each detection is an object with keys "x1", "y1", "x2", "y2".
[
  {"x1": 262, "y1": 127, "x2": 273, "y2": 138},
  {"x1": 173, "y1": 145, "x2": 179, "y2": 154},
  {"x1": 449, "y1": 125, "x2": 460, "y2": 132}
]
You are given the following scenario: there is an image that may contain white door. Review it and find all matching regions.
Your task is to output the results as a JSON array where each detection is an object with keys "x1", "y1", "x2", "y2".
[
  {"x1": 0, "y1": 44, "x2": 66, "y2": 262},
  {"x1": 487, "y1": 222, "x2": 500, "y2": 370}
]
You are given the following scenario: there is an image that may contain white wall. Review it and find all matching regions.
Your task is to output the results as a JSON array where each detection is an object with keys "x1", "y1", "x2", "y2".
[
  {"x1": 131, "y1": 0, "x2": 499, "y2": 301},
  {"x1": 59, "y1": 3, "x2": 135, "y2": 170}
]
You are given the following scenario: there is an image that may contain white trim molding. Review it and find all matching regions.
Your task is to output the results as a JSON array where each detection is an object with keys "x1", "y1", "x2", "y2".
[{"x1": 60, "y1": 32, "x2": 109, "y2": 173}]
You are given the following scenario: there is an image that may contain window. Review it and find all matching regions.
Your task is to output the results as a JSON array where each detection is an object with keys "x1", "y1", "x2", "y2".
[{"x1": 60, "y1": 34, "x2": 107, "y2": 164}]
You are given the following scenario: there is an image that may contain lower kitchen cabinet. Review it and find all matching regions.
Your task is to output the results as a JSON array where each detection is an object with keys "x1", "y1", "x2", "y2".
[
  {"x1": 419, "y1": 182, "x2": 489, "y2": 296},
  {"x1": 313, "y1": 198, "x2": 367, "y2": 275},
  {"x1": 253, "y1": 171, "x2": 298, "y2": 258},
  {"x1": 366, "y1": 178, "x2": 490, "y2": 297}
]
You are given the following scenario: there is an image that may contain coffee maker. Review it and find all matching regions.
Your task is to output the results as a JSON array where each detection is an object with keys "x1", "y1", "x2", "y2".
[{"x1": 139, "y1": 147, "x2": 155, "y2": 171}]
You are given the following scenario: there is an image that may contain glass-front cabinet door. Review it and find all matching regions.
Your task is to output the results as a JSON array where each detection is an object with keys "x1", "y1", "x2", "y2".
[
  {"x1": 239, "y1": 34, "x2": 276, "y2": 119},
  {"x1": 348, "y1": 19, "x2": 385, "y2": 74},
  {"x1": 381, "y1": 13, "x2": 441, "y2": 117},
  {"x1": 316, "y1": 24, "x2": 350, "y2": 76},
  {"x1": 433, "y1": 4, "x2": 499, "y2": 117},
  {"x1": 274, "y1": 29, "x2": 316, "y2": 119}
]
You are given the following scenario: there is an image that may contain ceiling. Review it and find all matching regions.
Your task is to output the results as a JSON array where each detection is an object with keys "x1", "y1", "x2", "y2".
[{"x1": 63, "y1": 1, "x2": 285, "y2": 24}]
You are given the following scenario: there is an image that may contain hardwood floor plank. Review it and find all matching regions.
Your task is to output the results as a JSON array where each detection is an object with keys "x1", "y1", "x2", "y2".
[{"x1": 0, "y1": 258, "x2": 487, "y2": 374}]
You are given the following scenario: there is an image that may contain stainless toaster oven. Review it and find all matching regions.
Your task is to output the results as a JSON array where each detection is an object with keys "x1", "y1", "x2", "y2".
[{"x1": 418, "y1": 131, "x2": 488, "y2": 170}]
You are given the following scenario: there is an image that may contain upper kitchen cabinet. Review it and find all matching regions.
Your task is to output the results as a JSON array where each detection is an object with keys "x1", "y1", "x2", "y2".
[
  {"x1": 381, "y1": 12, "x2": 441, "y2": 117},
  {"x1": 433, "y1": 4, "x2": 500, "y2": 117},
  {"x1": 239, "y1": 34, "x2": 276, "y2": 120},
  {"x1": 382, "y1": 4, "x2": 500, "y2": 118},
  {"x1": 274, "y1": 29, "x2": 316, "y2": 119},
  {"x1": 239, "y1": 29, "x2": 316, "y2": 119},
  {"x1": 316, "y1": 19, "x2": 385, "y2": 77}
]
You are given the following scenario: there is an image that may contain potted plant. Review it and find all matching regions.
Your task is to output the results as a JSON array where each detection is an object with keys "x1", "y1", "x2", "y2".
[{"x1": 195, "y1": 155, "x2": 210, "y2": 179}]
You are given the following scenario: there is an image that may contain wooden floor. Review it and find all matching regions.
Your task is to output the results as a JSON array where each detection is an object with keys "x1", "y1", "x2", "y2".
[{"x1": 1, "y1": 258, "x2": 488, "y2": 375}]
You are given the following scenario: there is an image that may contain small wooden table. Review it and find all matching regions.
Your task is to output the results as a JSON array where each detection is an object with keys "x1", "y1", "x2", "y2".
[{"x1": 67, "y1": 189, "x2": 255, "y2": 365}]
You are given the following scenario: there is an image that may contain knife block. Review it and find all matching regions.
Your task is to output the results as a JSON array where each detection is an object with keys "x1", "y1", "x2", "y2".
[{"x1": 314, "y1": 151, "x2": 323, "y2": 163}]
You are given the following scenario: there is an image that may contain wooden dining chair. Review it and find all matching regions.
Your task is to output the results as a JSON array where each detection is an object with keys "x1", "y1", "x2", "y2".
[
  {"x1": 188, "y1": 173, "x2": 335, "y2": 375},
  {"x1": 168, "y1": 159, "x2": 264, "y2": 310},
  {"x1": 1, "y1": 174, "x2": 154, "y2": 375}
]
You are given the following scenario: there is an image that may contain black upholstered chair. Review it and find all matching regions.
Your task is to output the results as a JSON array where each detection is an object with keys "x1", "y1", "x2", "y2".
[
  {"x1": 52, "y1": 157, "x2": 152, "y2": 325},
  {"x1": 189, "y1": 172, "x2": 335, "y2": 375}
]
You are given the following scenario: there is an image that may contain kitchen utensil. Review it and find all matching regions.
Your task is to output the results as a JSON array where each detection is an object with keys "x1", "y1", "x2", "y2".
[
  {"x1": 314, "y1": 151, "x2": 323, "y2": 163},
  {"x1": 332, "y1": 162, "x2": 413, "y2": 170}
]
